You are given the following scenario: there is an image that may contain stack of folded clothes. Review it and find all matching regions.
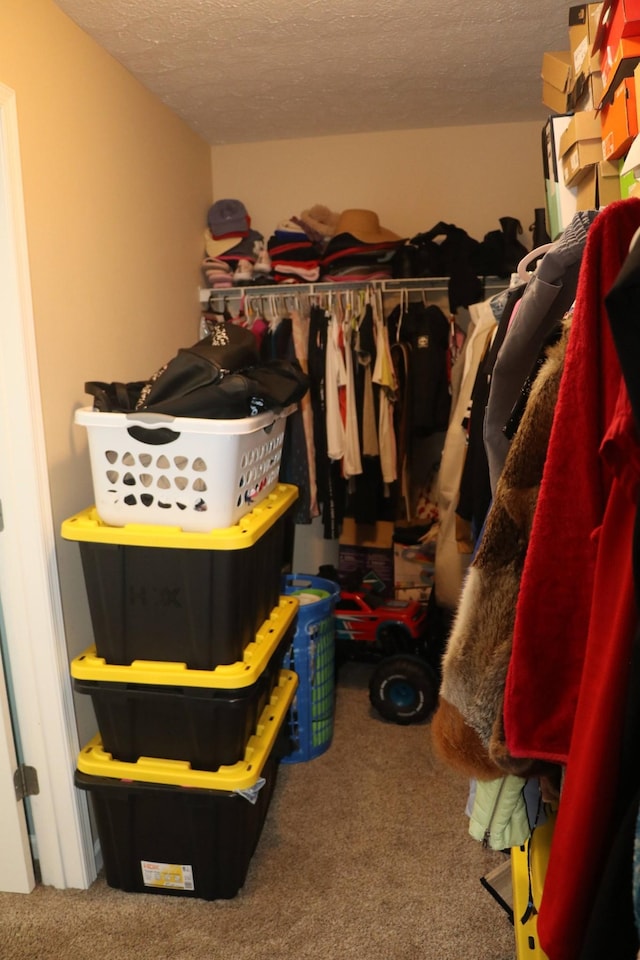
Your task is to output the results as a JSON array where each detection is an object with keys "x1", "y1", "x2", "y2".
[
  {"x1": 320, "y1": 209, "x2": 405, "y2": 281},
  {"x1": 266, "y1": 219, "x2": 324, "y2": 283},
  {"x1": 201, "y1": 198, "x2": 265, "y2": 287}
]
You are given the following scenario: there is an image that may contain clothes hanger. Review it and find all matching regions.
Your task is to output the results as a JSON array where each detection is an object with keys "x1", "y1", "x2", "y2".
[
  {"x1": 517, "y1": 242, "x2": 554, "y2": 282},
  {"x1": 629, "y1": 225, "x2": 640, "y2": 253},
  {"x1": 396, "y1": 287, "x2": 409, "y2": 342}
]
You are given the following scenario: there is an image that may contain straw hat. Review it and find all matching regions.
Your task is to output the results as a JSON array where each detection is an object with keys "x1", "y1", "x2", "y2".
[{"x1": 334, "y1": 209, "x2": 402, "y2": 244}]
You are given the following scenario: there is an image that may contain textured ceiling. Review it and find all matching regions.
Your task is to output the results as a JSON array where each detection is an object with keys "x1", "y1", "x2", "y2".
[{"x1": 52, "y1": 0, "x2": 574, "y2": 146}]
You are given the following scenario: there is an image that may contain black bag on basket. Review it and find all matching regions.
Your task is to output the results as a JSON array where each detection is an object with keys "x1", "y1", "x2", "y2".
[
  {"x1": 86, "y1": 322, "x2": 260, "y2": 416},
  {"x1": 85, "y1": 320, "x2": 309, "y2": 418},
  {"x1": 84, "y1": 380, "x2": 146, "y2": 413},
  {"x1": 135, "y1": 359, "x2": 310, "y2": 419},
  {"x1": 136, "y1": 323, "x2": 260, "y2": 412}
]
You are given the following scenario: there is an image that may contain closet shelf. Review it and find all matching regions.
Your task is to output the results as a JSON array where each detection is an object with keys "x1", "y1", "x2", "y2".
[{"x1": 199, "y1": 276, "x2": 508, "y2": 306}]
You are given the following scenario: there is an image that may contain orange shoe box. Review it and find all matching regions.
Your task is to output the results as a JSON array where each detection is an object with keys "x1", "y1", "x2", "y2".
[{"x1": 601, "y1": 75, "x2": 638, "y2": 158}]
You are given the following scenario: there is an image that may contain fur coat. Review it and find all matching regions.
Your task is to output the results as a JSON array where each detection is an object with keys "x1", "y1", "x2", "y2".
[{"x1": 431, "y1": 317, "x2": 570, "y2": 780}]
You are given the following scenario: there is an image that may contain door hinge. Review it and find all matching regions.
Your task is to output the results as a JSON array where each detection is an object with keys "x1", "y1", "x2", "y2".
[{"x1": 14, "y1": 764, "x2": 39, "y2": 801}]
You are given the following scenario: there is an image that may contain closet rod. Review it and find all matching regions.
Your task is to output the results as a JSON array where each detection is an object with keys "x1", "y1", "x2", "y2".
[{"x1": 199, "y1": 276, "x2": 507, "y2": 306}]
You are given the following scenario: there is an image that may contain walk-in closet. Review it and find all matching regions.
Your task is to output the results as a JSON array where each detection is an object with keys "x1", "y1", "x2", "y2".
[{"x1": 2, "y1": 3, "x2": 638, "y2": 960}]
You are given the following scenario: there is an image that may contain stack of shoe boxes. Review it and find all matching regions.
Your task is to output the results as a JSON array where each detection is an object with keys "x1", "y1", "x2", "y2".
[
  {"x1": 541, "y1": 2, "x2": 640, "y2": 236},
  {"x1": 63, "y1": 484, "x2": 300, "y2": 901}
]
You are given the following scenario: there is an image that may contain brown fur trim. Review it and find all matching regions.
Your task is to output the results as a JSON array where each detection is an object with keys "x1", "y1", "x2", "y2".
[
  {"x1": 431, "y1": 697, "x2": 504, "y2": 781},
  {"x1": 435, "y1": 318, "x2": 571, "y2": 774}
]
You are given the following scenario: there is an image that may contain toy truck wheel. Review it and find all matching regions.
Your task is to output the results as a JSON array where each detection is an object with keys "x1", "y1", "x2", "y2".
[{"x1": 369, "y1": 654, "x2": 439, "y2": 725}]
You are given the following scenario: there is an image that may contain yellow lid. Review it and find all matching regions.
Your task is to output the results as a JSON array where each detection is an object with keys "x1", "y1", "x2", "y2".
[
  {"x1": 61, "y1": 483, "x2": 298, "y2": 550},
  {"x1": 70, "y1": 596, "x2": 298, "y2": 689},
  {"x1": 76, "y1": 669, "x2": 298, "y2": 790}
]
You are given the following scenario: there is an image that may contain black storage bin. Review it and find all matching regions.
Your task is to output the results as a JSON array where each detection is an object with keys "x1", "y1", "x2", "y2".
[
  {"x1": 61, "y1": 484, "x2": 297, "y2": 669},
  {"x1": 70, "y1": 597, "x2": 297, "y2": 769},
  {"x1": 74, "y1": 670, "x2": 297, "y2": 901}
]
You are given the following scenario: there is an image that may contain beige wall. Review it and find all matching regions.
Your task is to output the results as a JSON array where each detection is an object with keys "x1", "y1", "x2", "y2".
[
  {"x1": 211, "y1": 122, "x2": 547, "y2": 247},
  {"x1": 0, "y1": 0, "x2": 213, "y2": 743}
]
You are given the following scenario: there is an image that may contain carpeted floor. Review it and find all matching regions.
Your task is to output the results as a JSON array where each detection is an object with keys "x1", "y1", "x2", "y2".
[{"x1": 0, "y1": 662, "x2": 516, "y2": 960}]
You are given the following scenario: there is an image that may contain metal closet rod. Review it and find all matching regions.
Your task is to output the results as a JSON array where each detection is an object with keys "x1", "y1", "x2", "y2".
[{"x1": 199, "y1": 276, "x2": 507, "y2": 305}]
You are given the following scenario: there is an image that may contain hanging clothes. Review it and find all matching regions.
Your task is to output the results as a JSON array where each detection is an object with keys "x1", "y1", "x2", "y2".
[
  {"x1": 582, "y1": 236, "x2": 640, "y2": 958},
  {"x1": 353, "y1": 298, "x2": 379, "y2": 458},
  {"x1": 349, "y1": 294, "x2": 389, "y2": 525},
  {"x1": 498, "y1": 198, "x2": 640, "y2": 960},
  {"x1": 504, "y1": 198, "x2": 640, "y2": 768},
  {"x1": 386, "y1": 299, "x2": 451, "y2": 440},
  {"x1": 324, "y1": 302, "x2": 348, "y2": 464},
  {"x1": 532, "y1": 216, "x2": 640, "y2": 960},
  {"x1": 431, "y1": 318, "x2": 569, "y2": 781},
  {"x1": 484, "y1": 209, "x2": 597, "y2": 495},
  {"x1": 433, "y1": 298, "x2": 497, "y2": 610},
  {"x1": 308, "y1": 302, "x2": 346, "y2": 539},
  {"x1": 454, "y1": 323, "x2": 498, "y2": 550},
  {"x1": 289, "y1": 302, "x2": 319, "y2": 520},
  {"x1": 537, "y1": 379, "x2": 640, "y2": 960},
  {"x1": 467, "y1": 775, "x2": 531, "y2": 851},
  {"x1": 371, "y1": 286, "x2": 398, "y2": 488},
  {"x1": 455, "y1": 284, "x2": 526, "y2": 545},
  {"x1": 340, "y1": 296, "x2": 364, "y2": 480}
]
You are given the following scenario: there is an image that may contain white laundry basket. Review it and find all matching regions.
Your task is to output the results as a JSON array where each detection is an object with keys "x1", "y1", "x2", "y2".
[{"x1": 75, "y1": 405, "x2": 295, "y2": 532}]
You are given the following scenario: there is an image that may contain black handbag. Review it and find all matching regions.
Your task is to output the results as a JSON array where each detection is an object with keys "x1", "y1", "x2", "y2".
[
  {"x1": 85, "y1": 322, "x2": 309, "y2": 419},
  {"x1": 135, "y1": 322, "x2": 259, "y2": 412},
  {"x1": 135, "y1": 359, "x2": 310, "y2": 419}
]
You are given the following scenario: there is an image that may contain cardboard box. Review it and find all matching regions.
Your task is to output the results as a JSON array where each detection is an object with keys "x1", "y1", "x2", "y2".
[
  {"x1": 543, "y1": 115, "x2": 579, "y2": 238},
  {"x1": 576, "y1": 158, "x2": 622, "y2": 207},
  {"x1": 338, "y1": 518, "x2": 394, "y2": 596},
  {"x1": 572, "y1": 70, "x2": 605, "y2": 109},
  {"x1": 570, "y1": 4, "x2": 604, "y2": 80},
  {"x1": 542, "y1": 51, "x2": 574, "y2": 112},
  {"x1": 599, "y1": 157, "x2": 624, "y2": 202},
  {"x1": 620, "y1": 165, "x2": 639, "y2": 195},
  {"x1": 594, "y1": 0, "x2": 640, "y2": 56},
  {"x1": 559, "y1": 110, "x2": 604, "y2": 184},
  {"x1": 601, "y1": 75, "x2": 638, "y2": 157},
  {"x1": 393, "y1": 526, "x2": 435, "y2": 604},
  {"x1": 621, "y1": 133, "x2": 640, "y2": 193},
  {"x1": 575, "y1": 165, "x2": 598, "y2": 209},
  {"x1": 594, "y1": 0, "x2": 640, "y2": 91},
  {"x1": 599, "y1": 36, "x2": 640, "y2": 100}
]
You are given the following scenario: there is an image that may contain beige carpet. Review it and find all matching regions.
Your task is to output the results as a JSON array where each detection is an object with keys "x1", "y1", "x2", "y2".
[{"x1": 0, "y1": 662, "x2": 515, "y2": 960}]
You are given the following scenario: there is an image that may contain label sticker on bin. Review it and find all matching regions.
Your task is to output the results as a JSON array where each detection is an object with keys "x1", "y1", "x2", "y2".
[{"x1": 141, "y1": 860, "x2": 194, "y2": 891}]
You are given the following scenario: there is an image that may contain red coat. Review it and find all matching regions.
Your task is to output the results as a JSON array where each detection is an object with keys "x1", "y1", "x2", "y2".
[
  {"x1": 538, "y1": 385, "x2": 639, "y2": 960},
  {"x1": 504, "y1": 198, "x2": 640, "y2": 765},
  {"x1": 503, "y1": 199, "x2": 640, "y2": 960}
]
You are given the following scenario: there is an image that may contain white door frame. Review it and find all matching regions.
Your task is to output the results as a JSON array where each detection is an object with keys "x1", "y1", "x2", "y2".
[
  {"x1": 0, "y1": 82, "x2": 95, "y2": 890},
  {"x1": 0, "y1": 637, "x2": 33, "y2": 893}
]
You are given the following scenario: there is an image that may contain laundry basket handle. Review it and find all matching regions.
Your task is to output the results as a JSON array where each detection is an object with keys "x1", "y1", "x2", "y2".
[{"x1": 126, "y1": 424, "x2": 181, "y2": 445}]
